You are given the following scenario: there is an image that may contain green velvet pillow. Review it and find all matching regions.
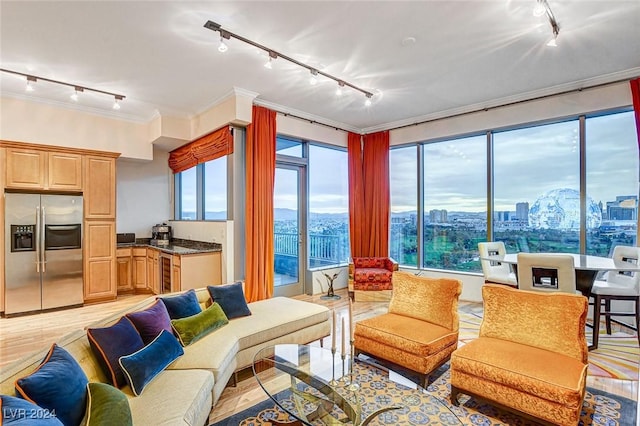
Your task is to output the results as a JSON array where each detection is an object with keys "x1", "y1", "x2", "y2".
[
  {"x1": 171, "y1": 302, "x2": 229, "y2": 346},
  {"x1": 85, "y1": 383, "x2": 132, "y2": 426}
]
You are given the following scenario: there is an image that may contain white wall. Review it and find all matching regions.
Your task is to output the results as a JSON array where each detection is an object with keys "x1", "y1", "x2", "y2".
[
  {"x1": 309, "y1": 266, "x2": 348, "y2": 295},
  {"x1": 116, "y1": 147, "x2": 172, "y2": 237}
]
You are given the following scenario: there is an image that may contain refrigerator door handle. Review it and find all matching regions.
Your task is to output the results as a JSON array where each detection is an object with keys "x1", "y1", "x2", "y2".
[
  {"x1": 35, "y1": 206, "x2": 41, "y2": 273},
  {"x1": 41, "y1": 206, "x2": 46, "y2": 272}
]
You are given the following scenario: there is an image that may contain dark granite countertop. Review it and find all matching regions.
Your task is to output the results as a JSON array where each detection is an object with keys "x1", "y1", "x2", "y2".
[{"x1": 117, "y1": 238, "x2": 222, "y2": 255}]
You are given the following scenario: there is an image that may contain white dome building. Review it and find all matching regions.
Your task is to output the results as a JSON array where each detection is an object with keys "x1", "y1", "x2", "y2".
[{"x1": 528, "y1": 188, "x2": 601, "y2": 230}]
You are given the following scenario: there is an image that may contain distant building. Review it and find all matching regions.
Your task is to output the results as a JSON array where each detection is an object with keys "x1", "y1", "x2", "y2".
[
  {"x1": 516, "y1": 202, "x2": 529, "y2": 223},
  {"x1": 493, "y1": 211, "x2": 511, "y2": 222},
  {"x1": 429, "y1": 209, "x2": 448, "y2": 223},
  {"x1": 606, "y1": 195, "x2": 637, "y2": 220}
]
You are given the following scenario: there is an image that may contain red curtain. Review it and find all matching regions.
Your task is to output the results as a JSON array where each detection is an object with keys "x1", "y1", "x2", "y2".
[
  {"x1": 168, "y1": 126, "x2": 233, "y2": 173},
  {"x1": 245, "y1": 106, "x2": 276, "y2": 302},
  {"x1": 362, "y1": 131, "x2": 390, "y2": 257},
  {"x1": 348, "y1": 132, "x2": 365, "y2": 257},
  {"x1": 631, "y1": 78, "x2": 640, "y2": 154}
]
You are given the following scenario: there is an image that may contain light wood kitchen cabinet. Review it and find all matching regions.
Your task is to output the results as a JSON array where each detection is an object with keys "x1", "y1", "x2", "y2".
[
  {"x1": 116, "y1": 247, "x2": 133, "y2": 293},
  {"x1": 5, "y1": 148, "x2": 82, "y2": 191},
  {"x1": 172, "y1": 255, "x2": 181, "y2": 293},
  {"x1": 84, "y1": 221, "x2": 116, "y2": 303},
  {"x1": 132, "y1": 248, "x2": 148, "y2": 291},
  {"x1": 147, "y1": 248, "x2": 160, "y2": 295},
  {"x1": 0, "y1": 148, "x2": 5, "y2": 313},
  {"x1": 84, "y1": 156, "x2": 116, "y2": 219}
]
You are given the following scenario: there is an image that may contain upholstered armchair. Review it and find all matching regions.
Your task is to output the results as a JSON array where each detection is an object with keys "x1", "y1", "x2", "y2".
[
  {"x1": 348, "y1": 257, "x2": 398, "y2": 301},
  {"x1": 451, "y1": 284, "x2": 588, "y2": 426},
  {"x1": 354, "y1": 271, "x2": 462, "y2": 387}
]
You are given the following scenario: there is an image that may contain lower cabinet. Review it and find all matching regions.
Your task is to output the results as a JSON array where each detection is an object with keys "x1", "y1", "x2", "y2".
[
  {"x1": 116, "y1": 248, "x2": 133, "y2": 293},
  {"x1": 132, "y1": 248, "x2": 147, "y2": 291},
  {"x1": 178, "y1": 252, "x2": 222, "y2": 291},
  {"x1": 84, "y1": 221, "x2": 116, "y2": 303}
]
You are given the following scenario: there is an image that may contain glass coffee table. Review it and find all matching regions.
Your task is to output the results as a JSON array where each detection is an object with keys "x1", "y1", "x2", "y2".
[{"x1": 252, "y1": 344, "x2": 461, "y2": 425}]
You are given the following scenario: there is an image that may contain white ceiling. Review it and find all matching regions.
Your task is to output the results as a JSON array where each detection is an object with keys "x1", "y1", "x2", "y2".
[{"x1": 1, "y1": 1, "x2": 639, "y2": 132}]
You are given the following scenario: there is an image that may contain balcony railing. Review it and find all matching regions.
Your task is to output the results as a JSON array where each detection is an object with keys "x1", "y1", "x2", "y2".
[{"x1": 274, "y1": 232, "x2": 348, "y2": 267}]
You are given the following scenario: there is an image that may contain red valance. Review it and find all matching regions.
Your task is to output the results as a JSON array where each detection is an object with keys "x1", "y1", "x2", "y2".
[{"x1": 168, "y1": 126, "x2": 233, "y2": 174}]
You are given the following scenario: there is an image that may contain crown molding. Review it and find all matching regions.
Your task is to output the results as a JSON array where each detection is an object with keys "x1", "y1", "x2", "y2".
[
  {"x1": 254, "y1": 98, "x2": 361, "y2": 134},
  {"x1": 194, "y1": 87, "x2": 259, "y2": 117}
]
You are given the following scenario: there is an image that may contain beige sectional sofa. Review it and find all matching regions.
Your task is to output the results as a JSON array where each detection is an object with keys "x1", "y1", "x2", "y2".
[{"x1": 0, "y1": 288, "x2": 331, "y2": 425}]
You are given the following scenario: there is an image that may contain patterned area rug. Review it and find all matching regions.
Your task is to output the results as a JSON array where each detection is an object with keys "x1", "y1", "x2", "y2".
[
  {"x1": 210, "y1": 361, "x2": 637, "y2": 425},
  {"x1": 459, "y1": 311, "x2": 640, "y2": 380}
]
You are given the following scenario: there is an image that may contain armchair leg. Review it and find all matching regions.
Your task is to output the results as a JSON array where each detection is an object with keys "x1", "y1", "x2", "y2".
[
  {"x1": 450, "y1": 385, "x2": 460, "y2": 406},
  {"x1": 605, "y1": 298, "x2": 612, "y2": 334}
]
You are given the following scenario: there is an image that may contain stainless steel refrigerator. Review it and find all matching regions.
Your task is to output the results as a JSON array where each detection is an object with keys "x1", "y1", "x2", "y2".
[{"x1": 4, "y1": 193, "x2": 84, "y2": 315}]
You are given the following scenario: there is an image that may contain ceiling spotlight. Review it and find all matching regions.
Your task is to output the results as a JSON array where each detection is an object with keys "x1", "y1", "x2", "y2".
[
  {"x1": 264, "y1": 51, "x2": 277, "y2": 69},
  {"x1": 113, "y1": 95, "x2": 123, "y2": 110},
  {"x1": 309, "y1": 69, "x2": 318, "y2": 85},
  {"x1": 70, "y1": 86, "x2": 83, "y2": 101},
  {"x1": 25, "y1": 76, "x2": 36, "y2": 92},
  {"x1": 336, "y1": 81, "x2": 345, "y2": 96},
  {"x1": 218, "y1": 37, "x2": 228, "y2": 53},
  {"x1": 533, "y1": 1, "x2": 546, "y2": 17},
  {"x1": 364, "y1": 94, "x2": 372, "y2": 107},
  {"x1": 546, "y1": 37, "x2": 558, "y2": 47}
]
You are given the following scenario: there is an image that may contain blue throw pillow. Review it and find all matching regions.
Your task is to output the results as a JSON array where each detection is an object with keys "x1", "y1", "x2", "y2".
[
  {"x1": 15, "y1": 344, "x2": 88, "y2": 426},
  {"x1": 125, "y1": 299, "x2": 173, "y2": 344},
  {"x1": 1, "y1": 395, "x2": 63, "y2": 425},
  {"x1": 160, "y1": 289, "x2": 202, "y2": 319},
  {"x1": 207, "y1": 282, "x2": 251, "y2": 319},
  {"x1": 119, "y1": 330, "x2": 184, "y2": 396},
  {"x1": 87, "y1": 316, "x2": 145, "y2": 388}
]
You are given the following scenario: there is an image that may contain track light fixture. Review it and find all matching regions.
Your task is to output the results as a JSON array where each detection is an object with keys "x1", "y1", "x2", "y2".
[
  {"x1": 535, "y1": 0, "x2": 560, "y2": 46},
  {"x1": 1, "y1": 68, "x2": 126, "y2": 109},
  {"x1": 264, "y1": 51, "x2": 277, "y2": 69},
  {"x1": 364, "y1": 94, "x2": 372, "y2": 107},
  {"x1": 204, "y1": 20, "x2": 376, "y2": 103},
  {"x1": 336, "y1": 81, "x2": 345, "y2": 96}
]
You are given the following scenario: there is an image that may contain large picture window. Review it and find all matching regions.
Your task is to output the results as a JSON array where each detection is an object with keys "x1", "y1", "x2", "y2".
[
  {"x1": 390, "y1": 146, "x2": 418, "y2": 266},
  {"x1": 175, "y1": 156, "x2": 228, "y2": 221}
]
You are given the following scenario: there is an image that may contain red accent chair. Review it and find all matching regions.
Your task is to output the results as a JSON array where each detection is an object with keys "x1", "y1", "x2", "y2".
[{"x1": 348, "y1": 257, "x2": 399, "y2": 301}]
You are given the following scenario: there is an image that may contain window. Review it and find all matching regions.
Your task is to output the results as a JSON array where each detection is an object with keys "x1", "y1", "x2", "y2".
[
  {"x1": 390, "y1": 146, "x2": 418, "y2": 266},
  {"x1": 423, "y1": 135, "x2": 487, "y2": 272},
  {"x1": 308, "y1": 144, "x2": 350, "y2": 267},
  {"x1": 175, "y1": 157, "x2": 228, "y2": 221},
  {"x1": 276, "y1": 136, "x2": 303, "y2": 157},
  {"x1": 586, "y1": 111, "x2": 638, "y2": 256},
  {"x1": 493, "y1": 120, "x2": 580, "y2": 254}
]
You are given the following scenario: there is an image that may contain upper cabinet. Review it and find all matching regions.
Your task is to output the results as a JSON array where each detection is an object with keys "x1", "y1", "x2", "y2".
[
  {"x1": 84, "y1": 155, "x2": 116, "y2": 219},
  {"x1": 5, "y1": 148, "x2": 82, "y2": 191}
]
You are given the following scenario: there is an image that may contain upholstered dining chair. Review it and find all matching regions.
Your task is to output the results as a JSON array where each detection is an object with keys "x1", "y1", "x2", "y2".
[
  {"x1": 591, "y1": 245, "x2": 640, "y2": 349},
  {"x1": 478, "y1": 241, "x2": 517, "y2": 287},
  {"x1": 353, "y1": 271, "x2": 462, "y2": 387},
  {"x1": 516, "y1": 253, "x2": 577, "y2": 294}
]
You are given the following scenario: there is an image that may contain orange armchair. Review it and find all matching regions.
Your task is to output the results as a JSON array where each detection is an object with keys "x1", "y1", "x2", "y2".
[{"x1": 348, "y1": 257, "x2": 398, "y2": 301}]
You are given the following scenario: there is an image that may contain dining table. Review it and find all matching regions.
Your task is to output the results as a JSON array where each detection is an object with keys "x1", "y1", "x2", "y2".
[{"x1": 481, "y1": 252, "x2": 640, "y2": 298}]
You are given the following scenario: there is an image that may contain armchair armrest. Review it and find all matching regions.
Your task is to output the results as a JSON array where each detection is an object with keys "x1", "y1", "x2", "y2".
[{"x1": 384, "y1": 257, "x2": 399, "y2": 272}]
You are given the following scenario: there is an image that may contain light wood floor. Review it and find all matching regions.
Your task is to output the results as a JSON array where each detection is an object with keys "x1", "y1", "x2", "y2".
[{"x1": 0, "y1": 289, "x2": 637, "y2": 424}]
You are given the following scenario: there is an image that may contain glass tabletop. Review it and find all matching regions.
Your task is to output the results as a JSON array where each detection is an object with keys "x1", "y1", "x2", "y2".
[{"x1": 252, "y1": 344, "x2": 462, "y2": 425}]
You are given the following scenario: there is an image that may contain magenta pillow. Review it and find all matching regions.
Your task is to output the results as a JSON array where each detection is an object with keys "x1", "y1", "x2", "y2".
[{"x1": 125, "y1": 299, "x2": 173, "y2": 344}]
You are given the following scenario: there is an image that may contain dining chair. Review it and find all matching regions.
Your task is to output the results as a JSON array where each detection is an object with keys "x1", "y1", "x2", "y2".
[
  {"x1": 478, "y1": 242, "x2": 517, "y2": 287},
  {"x1": 516, "y1": 253, "x2": 577, "y2": 294},
  {"x1": 591, "y1": 245, "x2": 640, "y2": 348}
]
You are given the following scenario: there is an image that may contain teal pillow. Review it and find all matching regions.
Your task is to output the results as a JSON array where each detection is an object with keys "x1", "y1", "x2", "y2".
[
  {"x1": 171, "y1": 302, "x2": 229, "y2": 346},
  {"x1": 85, "y1": 383, "x2": 132, "y2": 426},
  {"x1": 160, "y1": 289, "x2": 202, "y2": 319},
  {"x1": 119, "y1": 330, "x2": 183, "y2": 396},
  {"x1": 15, "y1": 344, "x2": 88, "y2": 426},
  {"x1": 207, "y1": 282, "x2": 251, "y2": 319},
  {"x1": 0, "y1": 395, "x2": 63, "y2": 425}
]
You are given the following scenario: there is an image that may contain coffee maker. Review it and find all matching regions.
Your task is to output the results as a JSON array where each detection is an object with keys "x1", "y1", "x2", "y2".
[{"x1": 151, "y1": 223, "x2": 172, "y2": 246}]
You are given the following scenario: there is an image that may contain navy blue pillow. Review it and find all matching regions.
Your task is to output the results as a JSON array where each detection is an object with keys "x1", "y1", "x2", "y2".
[
  {"x1": 87, "y1": 316, "x2": 145, "y2": 388},
  {"x1": 125, "y1": 299, "x2": 173, "y2": 344},
  {"x1": 15, "y1": 344, "x2": 88, "y2": 426},
  {"x1": 119, "y1": 330, "x2": 184, "y2": 396},
  {"x1": 160, "y1": 289, "x2": 202, "y2": 319},
  {"x1": 207, "y1": 282, "x2": 251, "y2": 319},
  {"x1": 0, "y1": 395, "x2": 63, "y2": 425}
]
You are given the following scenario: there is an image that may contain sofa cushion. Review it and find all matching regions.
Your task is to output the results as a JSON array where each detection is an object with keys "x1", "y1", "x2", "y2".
[
  {"x1": 171, "y1": 302, "x2": 229, "y2": 346},
  {"x1": 207, "y1": 283, "x2": 251, "y2": 319},
  {"x1": 126, "y1": 299, "x2": 174, "y2": 344},
  {"x1": 119, "y1": 330, "x2": 184, "y2": 396},
  {"x1": 355, "y1": 313, "x2": 458, "y2": 356},
  {"x1": 15, "y1": 344, "x2": 88, "y2": 426},
  {"x1": 124, "y1": 369, "x2": 213, "y2": 426},
  {"x1": 160, "y1": 289, "x2": 202, "y2": 319},
  {"x1": 451, "y1": 337, "x2": 588, "y2": 408},
  {"x1": 86, "y1": 316, "x2": 145, "y2": 388},
  {"x1": 85, "y1": 382, "x2": 132, "y2": 426},
  {"x1": 0, "y1": 395, "x2": 63, "y2": 425}
]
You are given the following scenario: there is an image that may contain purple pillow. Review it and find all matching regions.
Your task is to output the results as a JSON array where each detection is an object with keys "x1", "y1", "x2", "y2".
[
  {"x1": 87, "y1": 316, "x2": 145, "y2": 388},
  {"x1": 126, "y1": 299, "x2": 173, "y2": 344}
]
